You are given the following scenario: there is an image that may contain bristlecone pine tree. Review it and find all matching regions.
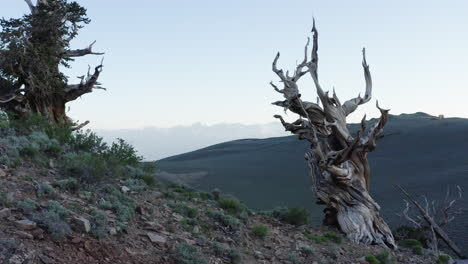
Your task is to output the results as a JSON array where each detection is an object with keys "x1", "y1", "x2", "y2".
[
  {"x1": 0, "y1": 0, "x2": 104, "y2": 126},
  {"x1": 271, "y1": 21, "x2": 396, "y2": 248}
]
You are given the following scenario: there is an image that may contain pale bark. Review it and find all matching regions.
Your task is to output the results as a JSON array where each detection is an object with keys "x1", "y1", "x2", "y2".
[
  {"x1": 397, "y1": 185, "x2": 466, "y2": 258},
  {"x1": 271, "y1": 21, "x2": 396, "y2": 248}
]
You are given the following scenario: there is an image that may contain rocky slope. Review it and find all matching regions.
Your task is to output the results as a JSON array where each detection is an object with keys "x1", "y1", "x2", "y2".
[
  {"x1": 0, "y1": 163, "x2": 449, "y2": 264},
  {"x1": 0, "y1": 117, "x2": 457, "y2": 264}
]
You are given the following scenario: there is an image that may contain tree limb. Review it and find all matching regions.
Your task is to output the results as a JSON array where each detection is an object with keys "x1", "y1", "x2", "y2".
[
  {"x1": 342, "y1": 48, "x2": 372, "y2": 116},
  {"x1": 397, "y1": 185, "x2": 466, "y2": 259},
  {"x1": 64, "y1": 59, "x2": 104, "y2": 102},
  {"x1": 24, "y1": 0, "x2": 36, "y2": 13},
  {"x1": 71, "y1": 120, "x2": 90, "y2": 131},
  {"x1": 64, "y1": 41, "x2": 105, "y2": 57}
]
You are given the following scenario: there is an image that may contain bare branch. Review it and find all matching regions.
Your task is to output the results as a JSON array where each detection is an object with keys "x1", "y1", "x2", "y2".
[
  {"x1": 342, "y1": 48, "x2": 372, "y2": 116},
  {"x1": 24, "y1": 0, "x2": 36, "y2": 13},
  {"x1": 402, "y1": 200, "x2": 422, "y2": 228},
  {"x1": 397, "y1": 185, "x2": 466, "y2": 258},
  {"x1": 308, "y1": 19, "x2": 326, "y2": 100},
  {"x1": 64, "y1": 41, "x2": 105, "y2": 58},
  {"x1": 71, "y1": 120, "x2": 90, "y2": 131},
  {"x1": 361, "y1": 101, "x2": 389, "y2": 152},
  {"x1": 64, "y1": 59, "x2": 104, "y2": 102}
]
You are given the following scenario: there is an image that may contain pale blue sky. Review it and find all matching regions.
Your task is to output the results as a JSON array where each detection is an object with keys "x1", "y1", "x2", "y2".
[{"x1": 4, "y1": 0, "x2": 468, "y2": 129}]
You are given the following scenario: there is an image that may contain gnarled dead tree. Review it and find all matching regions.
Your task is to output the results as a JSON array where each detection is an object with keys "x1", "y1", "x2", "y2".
[
  {"x1": 397, "y1": 185, "x2": 466, "y2": 258},
  {"x1": 270, "y1": 21, "x2": 396, "y2": 248},
  {"x1": 0, "y1": 0, "x2": 104, "y2": 126}
]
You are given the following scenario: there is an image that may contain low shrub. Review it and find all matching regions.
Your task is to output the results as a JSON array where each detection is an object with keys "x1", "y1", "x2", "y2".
[
  {"x1": 436, "y1": 254, "x2": 451, "y2": 264},
  {"x1": 272, "y1": 206, "x2": 309, "y2": 226},
  {"x1": 98, "y1": 186, "x2": 136, "y2": 223},
  {"x1": 17, "y1": 199, "x2": 39, "y2": 214},
  {"x1": 53, "y1": 178, "x2": 79, "y2": 192},
  {"x1": 323, "y1": 232, "x2": 342, "y2": 244},
  {"x1": 365, "y1": 255, "x2": 381, "y2": 264},
  {"x1": 302, "y1": 230, "x2": 342, "y2": 244},
  {"x1": 399, "y1": 239, "x2": 424, "y2": 255},
  {"x1": 393, "y1": 225, "x2": 428, "y2": 247},
  {"x1": 60, "y1": 152, "x2": 108, "y2": 183},
  {"x1": 105, "y1": 138, "x2": 142, "y2": 167},
  {"x1": 298, "y1": 244, "x2": 314, "y2": 257},
  {"x1": 218, "y1": 199, "x2": 242, "y2": 214},
  {"x1": 89, "y1": 209, "x2": 108, "y2": 239},
  {"x1": 33, "y1": 201, "x2": 71, "y2": 241},
  {"x1": 251, "y1": 225, "x2": 268, "y2": 239},
  {"x1": 365, "y1": 251, "x2": 396, "y2": 264},
  {"x1": 172, "y1": 243, "x2": 208, "y2": 264},
  {"x1": 37, "y1": 183, "x2": 57, "y2": 198},
  {"x1": 180, "y1": 218, "x2": 198, "y2": 232},
  {"x1": 207, "y1": 210, "x2": 240, "y2": 230},
  {"x1": 20, "y1": 145, "x2": 39, "y2": 158},
  {"x1": 170, "y1": 202, "x2": 198, "y2": 218},
  {"x1": 212, "y1": 242, "x2": 241, "y2": 264},
  {"x1": 198, "y1": 192, "x2": 213, "y2": 200}
]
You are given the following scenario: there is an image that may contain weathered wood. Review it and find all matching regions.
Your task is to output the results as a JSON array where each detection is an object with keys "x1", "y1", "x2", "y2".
[
  {"x1": 397, "y1": 185, "x2": 466, "y2": 259},
  {"x1": 0, "y1": 0, "x2": 104, "y2": 126},
  {"x1": 270, "y1": 20, "x2": 396, "y2": 248}
]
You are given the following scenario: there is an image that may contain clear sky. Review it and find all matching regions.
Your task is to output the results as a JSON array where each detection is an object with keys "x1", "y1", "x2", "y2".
[{"x1": 4, "y1": 0, "x2": 468, "y2": 129}]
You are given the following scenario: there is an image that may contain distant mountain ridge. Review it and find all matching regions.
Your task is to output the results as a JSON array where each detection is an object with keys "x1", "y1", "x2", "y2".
[
  {"x1": 96, "y1": 122, "x2": 284, "y2": 160},
  {"x1": 157, "y1": 112, "x2": 468, "y2": 251}
]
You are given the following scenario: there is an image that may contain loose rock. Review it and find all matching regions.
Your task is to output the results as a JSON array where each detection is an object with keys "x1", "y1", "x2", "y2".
[
  {"x1": 146, "y1": 232, "x2": 167, "y2": 244},
  {"x1": 15, "y1": 219, "x2": 37, "y2": 230},
  {"x1": 0, "y1": 208, "x2": 11, "y2": 218},
  {"x1": 72, "y1": 217, "x2": 91, "y2": 233}
]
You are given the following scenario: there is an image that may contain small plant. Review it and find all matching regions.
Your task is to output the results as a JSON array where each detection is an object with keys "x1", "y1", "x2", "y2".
[
  {"x1": 207, "y1": 210, "x2": 240, "y2": 230},
  {"x1": 298, "y1": 244, "x2": 314, "y2": 257},
  {"x1": 212, "y1": 242, "x2": 241, "y2": 264},
  {"x1": 365, "y1": 255, "x2": 381, "y2": 264},
  {"x1": 37, "y1": 183, "x2": 56, "y2": 198},
  {"x1": 172, "y1": 243, "x2": 208, "y2": 264},
  {"x1": 89, "y1": 209, "x2": 108, "y2": 239},
  {"x1": 20, "y1": 145, "x2": 39, "y2": 158},
  {"x1": 412, "y1": 244, "x2": 423, "y2": 255},
  {"x1": 393, "y1": 225, "x2": 428, "y2": 247},
  {"x1": 212, "y1": 242, "x2": 228, "y2": 255},
  {"x1": 60, "y1": 153, "x2": 107, "y2": 183},
  {"x1": 17, "y1": 199, "x2": 39, "y2": 214},
  {"x1": 98, "y1": 186, "x2": 136, "y2": 223},
  {"x1": 198, "y1": 192, "x2": 213, "y2": 200},
  {"x1": 33, "y1": 201, "x2": 71, "y2": 241},
  {"x1": 218, "y1": 199, "x2": 242, "y2": 214},
  {"x1": 180, "y1": 218, "x2": 198, "y2": 232},
  {"x1": 138, "y1": 173, "x2": 156, "y2": 186},
  {"x1": 399, "y1": 239, "x2": 424, "y2": 255},
  {"x1": 105, "y1": 138, "x2": 142, "y2": 167},
  {"x1": 302, "y1": 230, "x2": 327, "y2": 243},
  {"x1": 436, "y1": 254, "x2": 451, "y2": 264},
  {"x1": 288, "y1": 254, "x2": 300, "y2": 264},
  {"x1": 323, "y1": 232, "x2": 342, "y2": 244},
  {"x1": 272, "y1": 206, "x2": 309, "y2": 226},
  {"x1": 251, "y1": 225, "x2": 269, "y2": 239},
  {"x1": 46, "y1": 143, "x2": 62, "y2": 156},
  {"x1": 53, "y1": 178, "x2": 79, "y2": 192},
  {"x1": 365, "y1": 251, "x2": 395, "y2": 264},
  {"x1": 70, "y1": 130, "x2": 108, "y2": 154},
  {"x1": 228, "y1": 248, "x2": 241, "y2": 264},
  {"x1": 170, "y1": 202, "x2": 198, "y2": 218}
]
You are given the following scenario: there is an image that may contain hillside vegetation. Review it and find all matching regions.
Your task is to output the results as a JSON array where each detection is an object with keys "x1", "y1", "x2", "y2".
[
  {"x1": 157, "y1": 113, "x2": 468, "y2": 254},
  {"x1": 0, "y1": 114, "x2": 446, "y2": 263}
]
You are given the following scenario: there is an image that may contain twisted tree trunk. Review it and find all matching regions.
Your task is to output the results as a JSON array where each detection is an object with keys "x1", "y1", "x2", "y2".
[
  {"x1": 270, "y1": 21, "x2": 396, "y2": 248},
  {"x1": 0, "y1": 0, "x2": 105, "y2": 126}
]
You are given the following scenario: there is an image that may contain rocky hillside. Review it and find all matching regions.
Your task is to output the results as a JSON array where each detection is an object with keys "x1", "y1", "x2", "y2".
[
  {"x1": 157, "y1": 113, "x2": 468, "y2": 253},
  {"x1": 0, "y1": 115, "x2": 456, "y2": 264}
]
